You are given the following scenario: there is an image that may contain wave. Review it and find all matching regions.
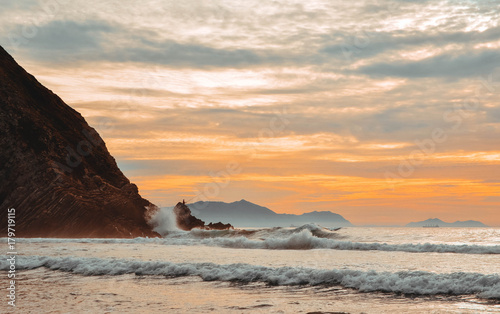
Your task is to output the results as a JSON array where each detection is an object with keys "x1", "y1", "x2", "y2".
[
  {"x1": 162, "y1": 223, "x2": 342, "y2": 240},
  {"x1": 172, "y1": 229, "x2": 500, "y2": 254},
  {"x1": 1, "y1": 255, "x2": 499, "y2": 299},
  {"x1": 10, "y1": 226, "x2": 500, "y2": 254},
  {"x1": 148, "y1": 205, "x2": 179, "y2": 234}
]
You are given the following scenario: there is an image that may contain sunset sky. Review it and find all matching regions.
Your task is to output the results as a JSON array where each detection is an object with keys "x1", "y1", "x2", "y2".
[{"x1": 2, "y1": 0, "x2": 499, "y2": 225}]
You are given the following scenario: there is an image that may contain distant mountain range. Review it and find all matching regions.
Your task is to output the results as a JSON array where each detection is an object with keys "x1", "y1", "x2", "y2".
[
  {"x1": 164, "y1": 200, "x2": 490, "y2": 228},
  {"x1": 186, "y1": 199, "x2": 353, "y2": 228},
  {"x1": 406, "y1": 218, "x2": 488, "y2": 228}
]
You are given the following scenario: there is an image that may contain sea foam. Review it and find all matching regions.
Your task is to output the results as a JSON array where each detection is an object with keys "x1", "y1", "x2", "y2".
[
  {"x1": 10, "y1": 226, "x2": 500, "y2": 254},
  {"x1": 1, "y1": 255, "x2": 499, "y2": 299}
]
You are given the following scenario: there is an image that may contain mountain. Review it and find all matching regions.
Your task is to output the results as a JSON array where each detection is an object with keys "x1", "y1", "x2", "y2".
[
  {"x1": 405, "y1": 218, "x2": 488, "y2": 228},
  {"x1": 188, "y1": 199, "x2": 352, "y2": 227},
  {"x1": 0, "y1": 45, "x2": 158, "y2": 238}
]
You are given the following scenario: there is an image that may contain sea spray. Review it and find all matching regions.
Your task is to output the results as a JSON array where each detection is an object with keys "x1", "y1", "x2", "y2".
[{"x1": 148, "y1": 206, "x2": 180, "y2": 234}]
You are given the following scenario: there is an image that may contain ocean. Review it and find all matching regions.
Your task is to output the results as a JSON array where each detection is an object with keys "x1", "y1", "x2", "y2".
[{"x1": 2, "y1": 225, "x2": 500, "y2": 313}]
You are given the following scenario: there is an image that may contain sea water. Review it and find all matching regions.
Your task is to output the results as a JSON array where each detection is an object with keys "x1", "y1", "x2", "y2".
[{"x1": 1, "y1": 226, "x2": 499, "y2": 313}]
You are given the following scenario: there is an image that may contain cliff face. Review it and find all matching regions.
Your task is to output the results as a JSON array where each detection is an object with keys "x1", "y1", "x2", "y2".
[{"x1": 0, "y1": 46, "x2": 159, "y2": 238}]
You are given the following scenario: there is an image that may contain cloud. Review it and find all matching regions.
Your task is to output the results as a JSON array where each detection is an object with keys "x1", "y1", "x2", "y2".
[
  {"x1": 32, "y1": 20, "x2": 112, "y2": 50},
  {"x1": 1, "y1": 0, "x2": 499, "y2": 224},
  {"x1": 3, "y1": 18, "x2": 291, "y2": 68},
  {"x1": 100, "y1": 39, "x2": 278, "y2": 68},
  {"x1": 3, "y1": 19, "x2": 113, "y2": 63},
  {"x1": 3, "y1": 1, "x2": 500, "y2": 73},
  {"x1": 0, "y1": 0, "x2": 37, "y2": 10},
  {"x1": 357, "y1": 50, "x2": 500, "y2": 78},
  {"x1": 320, "y1": 27, "x2": 500, "y2": 61}
]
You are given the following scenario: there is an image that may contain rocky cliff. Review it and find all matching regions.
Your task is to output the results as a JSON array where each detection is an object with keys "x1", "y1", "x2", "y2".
[{"x1": 0, "y1": 45, "x2": 159, "y2": 238}]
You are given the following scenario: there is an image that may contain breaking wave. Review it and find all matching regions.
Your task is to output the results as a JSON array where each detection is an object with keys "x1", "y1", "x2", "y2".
[
  {"x1": 1, "y1": 255, "x2": 499, "y2": 299},
  {"x1": 12, "y1": 224, "x2": 500, "y2": 254},
  {"x1": 148, "y1": 205, "x2": 179, "y2": 234}
]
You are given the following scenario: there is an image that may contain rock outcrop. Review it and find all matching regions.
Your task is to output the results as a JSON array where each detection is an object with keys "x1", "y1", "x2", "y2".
[
  {"x1": 173, "y1": 202, "x2": 206, "y2": 231},
  {"x1": 206, "y1": 222, "x2": 234, "y2": 230},
  {"x1": 0, "y1": 45, "x2": 159, "y2": 238},
  {"x1": 173, "y1": 202, "x2": 233, "y2": 231}
]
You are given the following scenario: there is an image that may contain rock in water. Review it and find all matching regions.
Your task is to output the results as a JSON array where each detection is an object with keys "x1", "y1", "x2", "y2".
[
  {"x1": 173, "y1": 202, "x2": 233, "y2": 231},
  {"x1": 173, "y1": 202, "x2": 206, "y2": 231},
  {"x1": 206, "y1": 222, "x2": 234, "y2": 230},
  {"x1": 0, "y1": 45, "x2": 159, "y2": 238}
]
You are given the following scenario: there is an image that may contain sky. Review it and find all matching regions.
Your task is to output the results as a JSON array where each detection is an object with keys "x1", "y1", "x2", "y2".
[{"x1": 1, "y1": 0, "x2": 499, "y2": 225}]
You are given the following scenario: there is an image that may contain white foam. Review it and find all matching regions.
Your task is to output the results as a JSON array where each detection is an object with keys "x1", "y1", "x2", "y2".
[
  {"x1": 4, "y1": 226, "x2": 500, "y2": 254},
  {"x1": 148, "y1": 206, "x2": 180, "y2": 234},
  {"x1": 1, "y1": 255, "x2": 498, "y2": 299},
  {"x1": 190, "y1": 229, "x2": 500, "y2": 253}
]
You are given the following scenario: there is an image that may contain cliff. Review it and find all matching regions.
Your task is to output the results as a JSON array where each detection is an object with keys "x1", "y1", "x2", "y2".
[{"x1": 0, "y1": 45, "x2": 159, "y2": 238}]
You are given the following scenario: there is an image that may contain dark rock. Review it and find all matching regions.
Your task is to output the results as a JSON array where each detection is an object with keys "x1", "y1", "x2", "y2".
[
  {"x1": 173, "y1": 202, "x2": 233, "y2": 231},
  {"x1": 173, "y1": 202, "x2": 206, "y2": 231},
  {"x1": 0, "y1": 45, "x2": 159, "y2": 238},
  {"x1": 206, "y1": 222, "x2": 233, "y2": 230}
]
